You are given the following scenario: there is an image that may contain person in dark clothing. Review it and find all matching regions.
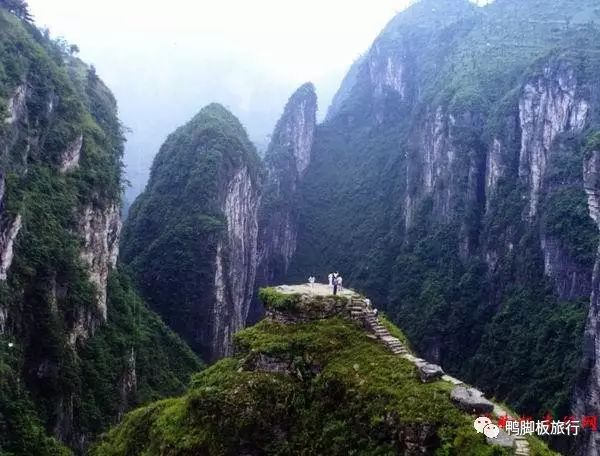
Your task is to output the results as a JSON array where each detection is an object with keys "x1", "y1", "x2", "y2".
[{"x1": 333, "y1": 279, "x2": 338, "y2": 295}]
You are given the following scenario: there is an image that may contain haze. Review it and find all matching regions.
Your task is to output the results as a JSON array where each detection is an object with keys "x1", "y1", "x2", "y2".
[{"x1": 26, "y1": 0, "x2": 490, "y2": 204}]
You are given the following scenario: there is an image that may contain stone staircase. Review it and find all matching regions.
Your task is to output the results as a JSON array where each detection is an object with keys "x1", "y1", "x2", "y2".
[{"x1": 347, "y1": 296, "x2": 531, "y2": 456}]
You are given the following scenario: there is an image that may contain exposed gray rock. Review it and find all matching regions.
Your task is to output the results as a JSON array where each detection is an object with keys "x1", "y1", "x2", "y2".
[
  {"x1": 0, "y1": 306, "x2": 6, "y2": 335},
  {"x1": 540, "y1": 234, "x2": 592, "y2": 300},
  {"x1": 59, "y1": 134, "x2": 83, "y2": 172},
  {"x1": 0, "y1": 213, "x2": 22, "y2": 281},
  {"x1": 450, "y1": 386, "x2": 494, "y2": 414},
  {"x1": 4, "y1": 84, "x2": 27, "y2": 125},
  {"x1": 518, "y1": 62, "x2": 589, "y2": 218},
  {"x1": 256, "y1": 83, "x2": 317, "y2": 288},
  {"x1": 418, "y1": 363, "x2": 444, "y2": 383},
  {"x1": 213, "y1": 165, "x2": 261, "y2": 358},
  {"x1": 487, "y1": 428, "x2": 514, "y2": 448},
  {"x1": 77, "y1": 204, "x2": 121, "y2": 322}
]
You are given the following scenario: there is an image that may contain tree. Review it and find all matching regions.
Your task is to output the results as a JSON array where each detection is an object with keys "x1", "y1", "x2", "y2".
[{"x1": 0, "y1": 0, "x2": 33, "y2": 22}]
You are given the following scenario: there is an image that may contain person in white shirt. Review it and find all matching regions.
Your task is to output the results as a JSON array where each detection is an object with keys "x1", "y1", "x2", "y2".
[
  {"x1": 328, "y1": 273, "x2": 333, "y2": 287},
  {"x1": 337, "y1": 275, "x2": 343, "y2": 290}
]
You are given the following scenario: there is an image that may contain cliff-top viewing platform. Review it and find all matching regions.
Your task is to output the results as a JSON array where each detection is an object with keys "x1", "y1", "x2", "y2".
[{"x1": 271, "y1": 283, "x2": 358, "y2": 298}]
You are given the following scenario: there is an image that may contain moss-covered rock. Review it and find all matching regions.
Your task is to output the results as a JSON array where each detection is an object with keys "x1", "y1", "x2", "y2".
[{"x1": 92, "y1": 292, "x2": 557, "y2": 456}]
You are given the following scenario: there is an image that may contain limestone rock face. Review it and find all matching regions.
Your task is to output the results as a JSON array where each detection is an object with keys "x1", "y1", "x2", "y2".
[
  {"x1": 0, "y1": 213, "x2": 22, "y2": 281},
  {"x1": 4, "y1": 84, "x2": 27, "y2": 125},
  {"x1": 287, "y1": 3, "x2": 600, "y2": 449},
  {"x1": 59, "y1": 134, "x2": 83, "y2": 172},
  {"x1": 213, "y1": 165, "x2": 261, "y2": 358},
  {"x1": 78, "y1": 204, "x2": 121, "y2": 320},
  {"x1": 518, "y1": 62, "x2": 589, "y2": 218},
  {"x1": 122, "y1": 104, "x2": 262, "y2": 361},
  {"x1": 256, "y1": 83, "x2": 317, "y2": 288}
]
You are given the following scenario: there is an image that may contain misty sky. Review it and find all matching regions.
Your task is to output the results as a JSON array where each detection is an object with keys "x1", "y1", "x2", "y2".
[{"x1": 26, "y1": 0, "x2": 488, "y2": 203}]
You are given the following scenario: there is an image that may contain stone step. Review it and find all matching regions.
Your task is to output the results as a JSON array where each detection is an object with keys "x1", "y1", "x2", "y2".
[{"x1": 441, "y1": 375, "x2": 464, "y2": 385}]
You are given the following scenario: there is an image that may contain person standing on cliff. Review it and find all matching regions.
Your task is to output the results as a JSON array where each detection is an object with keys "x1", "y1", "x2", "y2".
[
  {"x1": 337, "y1": 275, "x2": 343, "y2": 291},
  {"x1": 328, "y1": 272, "x2": 333, "y2": 288},
  {"x1": 333, "y1": 274, "x2": 338, "y2": 295}
]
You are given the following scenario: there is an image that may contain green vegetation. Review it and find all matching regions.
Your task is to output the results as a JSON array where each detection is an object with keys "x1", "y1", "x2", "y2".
[
  {"x1": 0, "y1": 6, "x2": 201, "y2": 454},
  {"x1": 288, "y1": 0, "x2": 600, "y2": 434},
  {"x1": 259, "y1": 287, "x2": 302, "y2": 311},
  {"x1": 93, "y1": 308, "x2": 556, "y2": 455},
  {"x1": 121, "y1": 103, "x2": 263, "y2": 359},
  {"x1": 0, "y1": 337, "x2": 72, "y2": 456},
  {"x1": 77, "y1": 269, "x2": 202, "y2": 437}
]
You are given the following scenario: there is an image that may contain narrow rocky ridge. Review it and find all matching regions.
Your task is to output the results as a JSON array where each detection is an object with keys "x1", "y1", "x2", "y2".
[{"x1": 272, "y1": 284, "x2": 532, "y2": 455}]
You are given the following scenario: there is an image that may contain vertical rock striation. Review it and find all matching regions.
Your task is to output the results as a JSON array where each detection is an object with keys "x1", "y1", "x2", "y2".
[
  {"x1": 287, "y1": 0, "x2": 600, "y2": 443},
  {"x1": 256, "y1": 83, "x2": 317, "y2": 289},
  {"x1": 121, "y1": 103, "x2": 262, "y2": 361},
  {"x1": 213, "y1": 166, "x2": 260, "y2": 357},
  {"x1": 518, "y1": 63, "x2": 589, "y2": 218}
]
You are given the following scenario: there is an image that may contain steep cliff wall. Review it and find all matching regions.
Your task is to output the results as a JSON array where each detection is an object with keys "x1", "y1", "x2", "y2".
[
  {"x1": 256, "y1": 83, "x2": 317, "y2": 288},
  {"x1": 121, "y1": 104, "x2": 262, "y2": 361},
  {"x1": 573, "y1": 133, "x2": 600, "y2": 455},
  {"x1": 288, "y1": 1, "x2": 600, "y2": 449},
  {"x1": 0, "y1": 8, "x2": 201, "y2": 455}
]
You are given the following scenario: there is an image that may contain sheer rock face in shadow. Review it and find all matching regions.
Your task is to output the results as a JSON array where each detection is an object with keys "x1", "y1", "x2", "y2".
[
  {"x1": 574, "y1": 146, "x2": 600, "y2": 456},
  {"x1": 255, "y1": 83, "x2": 317, "y2": 300}
]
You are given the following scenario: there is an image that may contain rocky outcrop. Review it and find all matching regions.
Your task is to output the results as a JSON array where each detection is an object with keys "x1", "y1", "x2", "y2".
[
  {"x1": 0, "y1": 213, "x2": 21, "y2": 280},
  {"x1": 540, "y1": 234, "x2": 592, "y2": 300},
  {"x1": 518, "y1": 62, "x2": 589, "y2": 218},
  {"x1": 4, "y1": 83, "x2": 27, "y2": 125},
  {"x1": 212, "y1": 166, "x2": 260, "y2": 358},
  {"x1": 60, "y1": 134, "x2": 83, "y2": 172},
  {"x1": 256, "y1": 84, "x2": 317, "y2": 287},
  {"x1": 78, "y1": 203, "x2": 121, "y2": 321},
  {"x1": 450, "y1": 386, "x2": 494, "y2": 414}
]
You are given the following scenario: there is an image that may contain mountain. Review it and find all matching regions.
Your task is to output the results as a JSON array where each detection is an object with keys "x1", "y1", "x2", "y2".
[
  {"x1": 0, "y1": 7, "x2": 201, "y2": 454},
  {"x1": 283, "y1": 0, "x2": 600, "y2": 453},
  {"x1": 256, "y1": 82, "x2": 317, "y2": 289},
  {"x1": 91, "y1": 287, "x2": 557, "y2": 456},
  {"x1": 121, "y1": 104, "x2": 263, "y2": 361}
]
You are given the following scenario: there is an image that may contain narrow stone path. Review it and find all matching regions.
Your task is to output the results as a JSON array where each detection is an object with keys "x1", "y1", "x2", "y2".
[{"x1": 347, "y1": 296, "x2": 531, "y2": 456}]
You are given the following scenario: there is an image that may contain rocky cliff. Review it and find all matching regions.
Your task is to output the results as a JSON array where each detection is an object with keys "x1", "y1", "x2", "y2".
[
  {"x1": 256, "y1": 83, "x2": 317, "y2": 288},
  {"x1": 0, "y1": 8, "x2": 201, "y2": 455},
  {"x1": 121, "y1": 104, "x2": 262, "y2": 361},
  {"x1": 286, "y1": 2, "x2": 600, "y2": 454},
  {"x1": 573, "y1": 132, "x2": 600, "y2": 455}
]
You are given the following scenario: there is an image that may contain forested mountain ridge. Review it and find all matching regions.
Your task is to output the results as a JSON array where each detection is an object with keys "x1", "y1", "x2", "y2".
[
  {"x1": 284, "y1": 0, "x2": 600, "y2": 454},
  {"x1": 121, "y1": 104, "x2": 263, "y2": 362},
  {"x1": 0, "y1": 6, "x2": 201, "y2": 454}
]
